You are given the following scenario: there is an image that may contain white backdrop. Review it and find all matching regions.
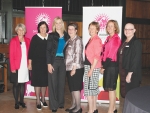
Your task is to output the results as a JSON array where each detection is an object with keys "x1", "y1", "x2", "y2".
[{"x1": 81, "y1": 7, "x2": 122, "y2": 104}]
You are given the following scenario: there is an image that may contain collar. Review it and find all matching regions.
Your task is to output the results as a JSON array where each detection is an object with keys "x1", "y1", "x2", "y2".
[
  {"x1": 70, "y1": 35, "x2": 77, "y2": 41},
  {"x1": 37, "y1": 33, "x2": 48, "y2": 40}
]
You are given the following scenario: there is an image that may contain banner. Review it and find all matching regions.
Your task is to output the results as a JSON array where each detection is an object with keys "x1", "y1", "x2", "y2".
[
  {"x1": 25, "y1": 7, "x2": 62, "y2": 99},
  {"x1": 81, "y1": 7, "x2": 122, "y2": 104}
]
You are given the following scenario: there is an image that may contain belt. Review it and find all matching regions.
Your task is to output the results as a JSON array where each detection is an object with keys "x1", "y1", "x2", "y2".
[{"x1": 55, "y1": 56, "x2": 64, "y2": 59}]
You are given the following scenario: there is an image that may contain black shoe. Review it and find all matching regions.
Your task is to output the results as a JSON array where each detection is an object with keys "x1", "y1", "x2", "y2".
[
  {"x1": 69, "y1": 108, "x2": 82, "y2": 113},
  {"x1": 65, "y1": 106, "x2": 76, "y2": 112},
  {"x1": 93, "y1": 109, "x2": 98, "y2": 113},
  {"x1": 19, "y1": 102, "x2": 26, "y2": 108},
  {"x1": 59, "y1": 106, "x2": 64, "y2": 109},
  {"x1": 15, "y1": 103, "x2": 19, "y2": 109},
  {"x1": 114, "y1": 109, "x2": 117, "y2": 113},
  {"x1": 41, "y1": 101, "x2": 48, "y2": 107},
  {"x1": 52, "y1": 109, "x2": 57, "y2": 112},
  {"x1": 37, "y1": 104, "x2": 42, "y2": 110}
]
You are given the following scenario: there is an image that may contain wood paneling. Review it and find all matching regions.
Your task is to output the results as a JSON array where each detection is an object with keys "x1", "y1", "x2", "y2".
[
  {"x1": 126, "y1": 0, "x2": 150, "y2": 18},
  {"x1": 13, "y1": 17, "x2": 25, "y2": 35}
]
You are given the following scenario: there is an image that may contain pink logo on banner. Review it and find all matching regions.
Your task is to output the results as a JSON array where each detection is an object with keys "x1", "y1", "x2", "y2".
[
  {"x1": 25, "y1": 7, "x2": 62, "y2": 39},
  {"x1": 35, "y1": 13, "x2": 51, "y2": 25},
  {"x1": 95, "y1": 14, "x2": 109, "y2": 31}
]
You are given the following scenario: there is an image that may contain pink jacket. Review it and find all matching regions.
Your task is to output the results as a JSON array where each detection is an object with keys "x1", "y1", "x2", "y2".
[
  {"x1": 85, "y1": 35, "x2": 102, "y2": 68},
  {"x1": 102, "y1": 34, "x2": 121, "y2": 62},
  {"x1": 9, "y1": 36, "x2": 30, "y2": 71}
]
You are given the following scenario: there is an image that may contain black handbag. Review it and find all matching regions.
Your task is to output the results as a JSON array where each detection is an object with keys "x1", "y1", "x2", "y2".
[
  {"x1": 0, "y1": 84, "x2": 4, "y2": 93},
  {"x1": 0, "y1": 53, "x2": 4, "y2": 61}
]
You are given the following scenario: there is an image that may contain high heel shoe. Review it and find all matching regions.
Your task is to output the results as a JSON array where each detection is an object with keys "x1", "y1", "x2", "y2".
[
  {"x1": 65, "y1": 106, "x2": 76, "y2": 112},
  {"x1": 69, "y1": 108, "x2": 82, "y2": 113},
  {"x1": 93, "y1": 109, "x2": 98, "y2": 113},
  {"x1": 114, "y1": 109, "x2": 117, "y2": 113},
  {"x1": 15, "y1": 103, "x2": 19, "y2": 109},
  {"x1": 19, "y1": 102, "x2": 26, "y2": 108}
]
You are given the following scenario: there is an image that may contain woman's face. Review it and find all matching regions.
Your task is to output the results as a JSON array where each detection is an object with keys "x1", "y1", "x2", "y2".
[
  {"x1": 39, "y1": 24, "x2": 47, "y2": 34},
  {"x1": 124, "y1": 23, "x2": 135, "y2": 39},
  {"x1": 68, "y1": 26, "x2": 77, "y2": 38},
  {"x1": 17, "y1": 27, "x2": 25, "y2": 36},
  {"x1": 106, "y1": 22, "x2": 116, "y2": 35},
  {"x1": 88, "y1": 25, "x2": 98, "y2": 37},
  {"x1": 55, "y1": 19, "x2": 63, "y2": 30}
]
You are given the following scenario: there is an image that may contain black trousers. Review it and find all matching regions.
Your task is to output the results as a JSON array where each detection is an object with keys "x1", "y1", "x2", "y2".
[{"x1": 48, "y1": 57, "x2": 66, "y2": 110}]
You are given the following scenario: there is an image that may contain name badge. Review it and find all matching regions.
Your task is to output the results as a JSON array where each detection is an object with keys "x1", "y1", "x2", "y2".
[{"x1": 125, "y1": 45, "x2": 129, "y2": 47}]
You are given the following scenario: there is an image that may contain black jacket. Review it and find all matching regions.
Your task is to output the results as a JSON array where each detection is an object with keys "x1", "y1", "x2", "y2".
[
  {"x1": 46, "y1": 31, "x2": 69, "y2": 65},
  {"x1": 122, "y1": 36, "x2": 142, "y2": 81}
]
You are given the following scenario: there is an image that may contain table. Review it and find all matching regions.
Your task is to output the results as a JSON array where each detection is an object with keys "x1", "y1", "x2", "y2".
[
  {"x1": 0, "y1": 59, "x2": 8, "y2": 92},
  {"x1": 123, "y1": 86, "x2": 150, "y2": 113}
]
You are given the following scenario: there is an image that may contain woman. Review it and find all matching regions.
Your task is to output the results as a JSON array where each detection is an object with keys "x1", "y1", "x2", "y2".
[
  {"x1": 119, "y1": 23, "x2": 142, "y2": 98},
  {"x1": 46, "y1": 17, "x2": 69, "y2": 112},
  {"x1": 28, "y1": 21, "x2": 49, "y2": 110},
  {"x1": 84, "y1": 21, "x2": 102, "y2": 113},
  {"x1": 100, "y1": 20, "x2": 121, "y2": 113},
  {"x1": 64, "y1": 23, "x2": 84, "y2": 113},
  {"x1": 9, "y1": 23, "x2": 30, "y2": 109}
]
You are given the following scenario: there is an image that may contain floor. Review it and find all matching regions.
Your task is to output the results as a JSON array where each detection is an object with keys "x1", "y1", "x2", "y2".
[{"x1": 0, "y1": 69, "x2": 150, "y2": 113}]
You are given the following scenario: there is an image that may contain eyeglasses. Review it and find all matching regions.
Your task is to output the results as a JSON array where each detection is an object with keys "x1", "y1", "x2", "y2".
[{"x1": 124, "y1": 29, "x2": 134, "y2": 31}]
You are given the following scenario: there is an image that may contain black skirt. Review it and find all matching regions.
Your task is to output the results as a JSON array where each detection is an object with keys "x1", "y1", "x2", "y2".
[
  {"x1": 103, "y1": 67, "x2": 119, "y2": 91},
  {"x1": 66, "y1": 68, "x2": 84, "y2": 92},
  {"x1": 10, "y1": 70, "x2": 18, "y2": 83}
]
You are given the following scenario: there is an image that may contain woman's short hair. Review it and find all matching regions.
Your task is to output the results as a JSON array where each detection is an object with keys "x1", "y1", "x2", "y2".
[
  {"x1": 37, "y1": 21, "x2": 49, "y2": 33},
  {"x1": 88, "y1": 21, "x2": 100, "y2": 31},
  {"x1": 15, "y1": 23, "x2": 26, "y2": 33},
  {"x1": 106, "y1": 20, "x2": 120, "y2": 34},
  {"x1": 68, "y1": 23, "x2": 78, "y2": 30},
  {"x1": 52, "y1": 16, "x2": 66, "y2": 32}
]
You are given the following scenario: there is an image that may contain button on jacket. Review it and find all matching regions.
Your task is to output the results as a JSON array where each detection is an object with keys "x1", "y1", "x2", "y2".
[{"x1": 64, "y1": 36, "x2": 84, "y2": 71}]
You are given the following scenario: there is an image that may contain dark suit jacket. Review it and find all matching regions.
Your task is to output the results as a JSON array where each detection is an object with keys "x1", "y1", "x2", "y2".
[
  {"x1": 122, "y1": 36, "x2": 142, "y2": 82},
  {"x1": 46, "y1": 31, "x2": 69, "y2": 65}
]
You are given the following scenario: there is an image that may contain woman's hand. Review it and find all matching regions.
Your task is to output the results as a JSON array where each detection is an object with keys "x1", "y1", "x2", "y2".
[
  {"x1": 126, "y1": 72, "x2": 133, "y2": 83},
  {"x1": 100, "y1": 68, "x2": 105, "y2": 74},
  {"x1": 48, "y1": 64, "x2": 54, "y2": 74},
  {"x1": 12, "y1": 70, "x2": 16, "y2": 73},
  {"x1": 70, "y1": 70, "x2": 76, "y2": 76},
  {"x1": 28, "y1": 64, "x2": 32, "y2": 70},
  {"x1": 87, "y1": 69, "x2": 93, "y2": 77}
]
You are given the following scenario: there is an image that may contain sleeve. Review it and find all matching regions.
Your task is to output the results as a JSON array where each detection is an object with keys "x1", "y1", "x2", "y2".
[
  {"x1": 93, "y1": 38, "x2": 102, "y2": 60},
  {"x1": 73, "y1": 38, "x2": 83, "y2": 64},
  {"x1": 9, "y1": 39, "x2": 16, "y2": 71},
  {"x1": 28, "y1": 36, "x2": 36, "y2": 60},
  {"x1": 128, "y1": 40, "x2": 142, "y2": 72},
  {"x1": 46, "y1": 34, "x2": 53, "y2": 64}
]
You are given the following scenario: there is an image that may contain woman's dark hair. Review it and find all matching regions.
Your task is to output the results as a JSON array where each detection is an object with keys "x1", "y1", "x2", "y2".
[
  {"x1": 37, "y1": 21, "x2": 49, "y2": 33},
  {"x1": 68, "y1": 23, "x2": 78, "y2": 30}
]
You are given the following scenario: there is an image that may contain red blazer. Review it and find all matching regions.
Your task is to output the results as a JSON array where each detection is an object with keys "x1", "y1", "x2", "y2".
[
  {"x1": 9, "y1": 36, "x2": 30, "y2": 72},
  {"x1": 85, "y1": 35, "x2": 102, "y2": 68}
]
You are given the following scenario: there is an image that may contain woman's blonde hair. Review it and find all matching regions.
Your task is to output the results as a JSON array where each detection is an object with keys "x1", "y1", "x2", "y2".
[
  {"x1": 15, "y1": 23, "x2": 26, "y2": 33},
  {"x1": 106, "y1": 20, "x2": 120, "y2": 34},
  {"x1": 52, "y1": 16, "x2": 66, "y2": 32}
]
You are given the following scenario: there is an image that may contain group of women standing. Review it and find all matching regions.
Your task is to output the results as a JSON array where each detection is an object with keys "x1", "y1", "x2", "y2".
[{"x1": 9, "y1": 16, "x2": 142, "y2": 113}]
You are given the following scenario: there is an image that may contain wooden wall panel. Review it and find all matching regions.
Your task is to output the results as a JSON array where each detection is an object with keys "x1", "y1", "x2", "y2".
[
  {"x1": 126, "y1": 0, "x2": 150, "y2": 19},
  {"x1": 134, "y1": 24, "x2": 150, "y2": 38},
  {"x1": 13, "y1": 17, "x2": 25, "y2": 35}
]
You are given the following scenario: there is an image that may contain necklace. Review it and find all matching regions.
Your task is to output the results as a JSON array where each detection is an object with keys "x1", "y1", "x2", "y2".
[{"x1": 120, "y1": 42, "x2": 128, "y2": 54}]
